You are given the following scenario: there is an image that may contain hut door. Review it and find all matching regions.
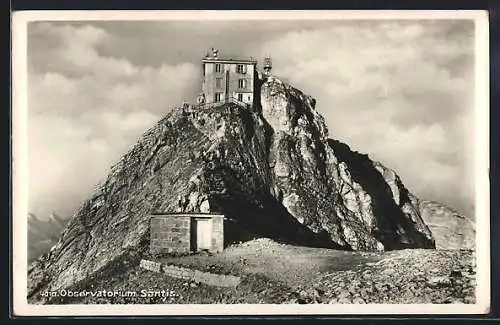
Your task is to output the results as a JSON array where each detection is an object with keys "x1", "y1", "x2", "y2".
[{"x1": 195, "y1": 219, "x2": 211, "y2": 251}]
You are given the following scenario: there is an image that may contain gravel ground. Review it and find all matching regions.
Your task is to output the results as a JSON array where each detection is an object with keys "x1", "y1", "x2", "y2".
[
  {"x1": 43, "y1": 238, "x2": 476, "y2": 304},
  {"x1": 291, "y1": 248, "x2": 476, "y2": 304},
  {"x1": 159, "y1": 238, "x2": 383, "y2": 286},
  {"x1": 161, "y1": 238, "x2": 476, "y2": 304}
]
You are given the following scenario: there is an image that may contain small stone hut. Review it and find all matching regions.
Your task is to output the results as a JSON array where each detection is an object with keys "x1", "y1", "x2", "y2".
[{"x1": 150, "y1": 213, "x2": 224, "y2": 254}]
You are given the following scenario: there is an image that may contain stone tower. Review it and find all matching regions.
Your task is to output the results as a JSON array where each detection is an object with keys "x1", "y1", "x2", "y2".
[{"x1": 263, "y1": 56, "x2": 272, "y2": 77}]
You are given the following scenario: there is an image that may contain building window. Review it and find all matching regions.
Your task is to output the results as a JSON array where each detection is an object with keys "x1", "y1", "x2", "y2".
[
  {"x1": 237, "y1": 64, "x2": 246, "y2": 74},
  {"x1": 216, "y1": 77, "x2": 223, "y2": 88},
  {"x1": 215, "y1": 93, "x2": 222, "y2": 102},
  {"x1": 237, "y1": 93, "x2": 243, "y2": 102},
  {"x1": 215, "y1": 64, "x2": 223, "y2": 73},
  {"x1": 238, "y1": 79, "x2": 246, "y2": 89}
]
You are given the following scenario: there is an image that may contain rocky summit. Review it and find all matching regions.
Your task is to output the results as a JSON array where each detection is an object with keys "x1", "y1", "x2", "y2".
[
  {"x1": 27, "y1": 76, "x2": 473, "y2": 301},
  {"x1": 418, "y1": 200, "x2": 475, "y2": 250}
]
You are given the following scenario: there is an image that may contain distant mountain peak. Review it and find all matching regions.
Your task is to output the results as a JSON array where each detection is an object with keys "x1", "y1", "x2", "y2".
[
  {"x1": 27, "y1": 212, "x2": 69, "y2": 264},
  {"x1": 48, "y1": 211, "x2": 65, "y2": 227}
]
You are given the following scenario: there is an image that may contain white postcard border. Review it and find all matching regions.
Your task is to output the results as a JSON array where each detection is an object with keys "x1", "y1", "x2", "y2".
[{"x1": 11, "y1": 9, "x2": 491, "y2": 316}]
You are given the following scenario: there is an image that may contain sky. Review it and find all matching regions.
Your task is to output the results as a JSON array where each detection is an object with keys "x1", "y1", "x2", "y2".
[{"x1": 26, "y1": 18, "x2": 476, "y2": 220}]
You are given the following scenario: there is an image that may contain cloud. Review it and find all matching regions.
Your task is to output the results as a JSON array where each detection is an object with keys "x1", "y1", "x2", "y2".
[
  {"x1": 28, "y1": 23, "x2": 199, "y2": 218},
  {"x1": 256, "y1": 20, "x2": 474, "y2": 215},
  {"x1": 26, "y1": 20, "x2": 475, "y2": 219}
]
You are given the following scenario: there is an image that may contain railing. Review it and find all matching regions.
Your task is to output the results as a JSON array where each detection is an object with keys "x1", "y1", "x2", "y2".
[{"x1": 184, "y1": 97, "x2": 252, "y2": 111}]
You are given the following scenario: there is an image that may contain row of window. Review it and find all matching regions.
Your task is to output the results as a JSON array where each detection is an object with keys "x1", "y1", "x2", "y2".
[
  {"x1": 215, "y1": 78, "x2": 247, "y2": 89},
  {"x1": 214, "y1": 93, "x2": 250, "y2": 102},
  {"x1": 215, "y1": 63, "x2": 247, "y2": 74}
]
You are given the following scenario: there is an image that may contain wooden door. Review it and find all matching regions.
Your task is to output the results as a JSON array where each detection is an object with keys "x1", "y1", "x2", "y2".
[{"x1": 196, "y1": 219, "x2": 211, "y2": 251}]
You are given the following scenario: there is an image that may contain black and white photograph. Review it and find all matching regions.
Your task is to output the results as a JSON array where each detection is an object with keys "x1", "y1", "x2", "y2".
[{"x1": 12, "y1": 10, "x2": 490, "y2": 316}]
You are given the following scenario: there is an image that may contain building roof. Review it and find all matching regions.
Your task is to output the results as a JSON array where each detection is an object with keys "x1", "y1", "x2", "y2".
[
  {"x1": 202, "y1": 57, "x2": 257, "y2": 65},
  {"x1": 150, "y1": 212, "x2": 225, "y2": 218},
  {"x1": 202, "y1": 48, "x2": 258, "y2": 64}
]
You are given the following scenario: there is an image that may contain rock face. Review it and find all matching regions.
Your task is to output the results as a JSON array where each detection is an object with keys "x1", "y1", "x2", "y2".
[
  {"x1": 261, "y1": 77, "x2": 433, "y2": 251},
  {"x1": 28, "y1": 77, "x2": 440, "y2": 300},
  {"x1": 418, "y1": 200, "x2": 475, "y2": 249}
]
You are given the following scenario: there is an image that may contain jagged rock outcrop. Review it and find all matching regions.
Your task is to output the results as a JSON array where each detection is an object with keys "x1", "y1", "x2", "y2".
[
  {"x1": 261, "y1": 77, "x2": 433, "y2": 251},
  {"x1": 418, "y1": 200, "x2": 475, "y2": 249},
  {"x1": 28, "y1": 77, "x2": 438, "y2": 301}
]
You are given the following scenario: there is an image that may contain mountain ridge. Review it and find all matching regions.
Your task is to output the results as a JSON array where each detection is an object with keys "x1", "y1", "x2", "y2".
[{"x1": 27, "y1": 76, "x2": 473, "y2": 302}]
